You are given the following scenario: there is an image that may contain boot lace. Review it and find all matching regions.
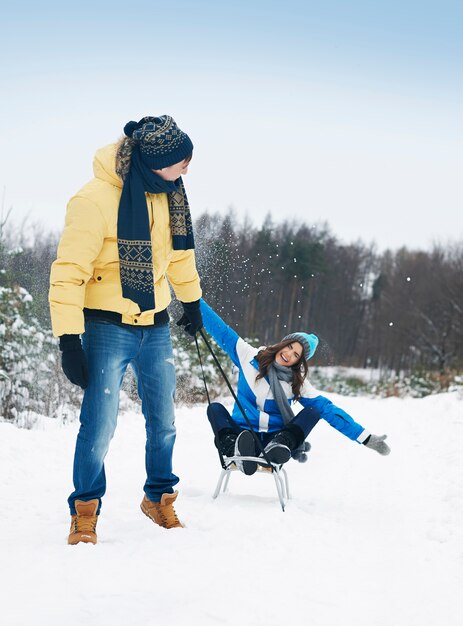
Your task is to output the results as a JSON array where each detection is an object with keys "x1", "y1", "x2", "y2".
[
  {"x1": 155, "y1": 503, "x2": 181, "y2": 529},
  {"x1": 73, "y1": 516, "x2": 97, "y2": 534}
]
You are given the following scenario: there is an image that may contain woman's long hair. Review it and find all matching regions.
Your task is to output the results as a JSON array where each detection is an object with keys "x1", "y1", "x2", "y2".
[{"x1": 256, "y1": 339, "x2": 308, "y2": 399}]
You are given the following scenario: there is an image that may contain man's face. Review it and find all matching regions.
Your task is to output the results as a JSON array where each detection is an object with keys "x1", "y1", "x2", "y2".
[{"x1": 153, "y1": 158, "x2": 190, "y2": 181}]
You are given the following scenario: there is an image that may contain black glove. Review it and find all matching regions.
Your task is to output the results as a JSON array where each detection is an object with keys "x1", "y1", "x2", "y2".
[
  {"x1": 176, "y1": 300, "x2": 203, "y2": 336},
  {"x1": 59, "y1": 334, "x2": 89, "y2": 389},
  {"x1": 363, "y1": 434, "x2": 391, "y2": 456}
]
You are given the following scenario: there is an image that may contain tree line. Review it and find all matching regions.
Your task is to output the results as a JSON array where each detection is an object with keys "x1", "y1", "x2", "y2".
[
  {"x1": 193, "y1": 211, "x2": 463, "y2": 374},
  {"x1": 1, "y1": 209, "x2": 462, "y2": 424}
]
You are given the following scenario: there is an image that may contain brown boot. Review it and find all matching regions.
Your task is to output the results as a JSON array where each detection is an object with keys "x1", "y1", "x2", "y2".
[
  {"x1": 68, "y1": 499, "x2": 99, "y2": 545},
  {"x1": 140, "y1": 491, "x2": 184, "y2": 529}
]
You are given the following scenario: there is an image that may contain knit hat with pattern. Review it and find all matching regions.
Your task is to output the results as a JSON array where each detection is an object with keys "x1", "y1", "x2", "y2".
[
  {"x1": 124, "y1": 115, "x2": 193, "y2": 170},
  {"x1": 282, "y1": 332, "x2": 319, "y2": 360}
]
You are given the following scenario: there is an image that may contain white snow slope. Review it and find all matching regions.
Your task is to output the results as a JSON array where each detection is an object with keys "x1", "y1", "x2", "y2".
[{"x1": 1, "y1": 392, "x2": 462, "y2": 626}]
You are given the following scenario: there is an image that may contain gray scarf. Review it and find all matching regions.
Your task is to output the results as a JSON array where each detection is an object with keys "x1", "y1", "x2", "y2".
[{"x1": 267, "y1": 363, "x2": 295, "y2": 425}]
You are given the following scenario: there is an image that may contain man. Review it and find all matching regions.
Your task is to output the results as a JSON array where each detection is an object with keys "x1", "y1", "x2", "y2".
[{"x1": 49, "y1": 116, "x2": 202, "y2": 544}]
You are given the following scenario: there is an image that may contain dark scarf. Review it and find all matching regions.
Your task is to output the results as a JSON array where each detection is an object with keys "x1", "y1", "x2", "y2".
[
  {"x1": 267, "y1": 362, "x2": 295, "y2": 425},
  {"x1": 117, "y1": 147, "x2": 195, "y2": 311}
]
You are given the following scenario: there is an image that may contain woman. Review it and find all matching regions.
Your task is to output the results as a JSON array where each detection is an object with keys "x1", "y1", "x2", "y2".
[{"x1": 197, "y1": 299, "x2": 390, "y2": 475}]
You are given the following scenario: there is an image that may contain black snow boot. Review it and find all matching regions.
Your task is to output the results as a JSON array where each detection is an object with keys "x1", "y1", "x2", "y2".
[
  {"x1": 234, "y1": 430, "x2": 258, "y2": 475},
  {"x1": 263, "y1": 430, "x2": 297, "y2": 465},
  {"x1": 219, "y1": 429, "x2": 257, "y2": 475},
  {"x1": 218, "y1": 429, "x2": 238, "y2": 457}
]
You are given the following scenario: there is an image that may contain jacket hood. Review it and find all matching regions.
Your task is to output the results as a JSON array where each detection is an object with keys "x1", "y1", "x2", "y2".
[
  {"x1": 92, "y1": 143, "x2": 123, "y2": 188},
  {"x1": 93, "y1": 136, "x2": 151, "y2": 187}
]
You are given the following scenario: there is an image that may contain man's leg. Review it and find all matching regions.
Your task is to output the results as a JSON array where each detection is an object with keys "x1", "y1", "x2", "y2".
[
  {"x1": 133, "y1": 323, "x2": 178, "y2": 503},
  {"x1": 134, "y1": 323, "x2": 185, "y2": 529},
  {"x1": 68, "y1": 321, "x2": 134, "y2": 515}
]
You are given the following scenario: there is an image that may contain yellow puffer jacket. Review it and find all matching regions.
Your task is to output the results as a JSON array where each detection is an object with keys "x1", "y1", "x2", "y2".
[{"x1": 49, "y1": 143, "x2": 202, "y2": 337}]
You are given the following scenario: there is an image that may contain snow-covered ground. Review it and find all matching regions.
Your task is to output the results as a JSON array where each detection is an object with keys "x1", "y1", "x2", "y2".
[{"x1": 1, "y1": 391, "x2": 462, "y2": 626}]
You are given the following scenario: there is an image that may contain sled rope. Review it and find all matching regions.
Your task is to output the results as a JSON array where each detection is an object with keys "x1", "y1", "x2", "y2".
[{"x1": 195, "y1": 329, "x2": 275, "y2": 470}]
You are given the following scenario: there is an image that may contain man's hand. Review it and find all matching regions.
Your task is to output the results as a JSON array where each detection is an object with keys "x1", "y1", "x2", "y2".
[
  {"x1": 176, "y1": 300, "x2": 203, "y2": 337},
  {"x1": 59, "y1": 334, "x2": 89, "y2": 389}
]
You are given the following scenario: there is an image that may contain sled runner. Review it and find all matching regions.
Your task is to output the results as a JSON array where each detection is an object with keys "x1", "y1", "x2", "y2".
[
  {"x1": 196, "y1": 329, "x2": 291, "y2": 511},
  {"x1": 212, "y1": 456, "x2": 290, "y2": 510}
]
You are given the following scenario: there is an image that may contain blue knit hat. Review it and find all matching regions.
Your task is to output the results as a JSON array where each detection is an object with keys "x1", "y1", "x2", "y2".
[
  {"x1": 282, "y1": 332, "x2": 319, "y2": 360},
  {"x1": 124, "y1": 115, "x2": 193, "y2": 170}
]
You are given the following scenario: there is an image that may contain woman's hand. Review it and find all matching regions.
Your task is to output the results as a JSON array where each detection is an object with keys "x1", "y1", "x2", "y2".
[{"x1": 364, "y1": 434, "x2": 391, "y2": 455}]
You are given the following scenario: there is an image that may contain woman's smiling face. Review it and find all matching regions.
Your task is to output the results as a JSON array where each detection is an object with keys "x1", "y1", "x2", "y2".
[{"x1": 274, "y1": 341, "x2": 303, "y2": 367}]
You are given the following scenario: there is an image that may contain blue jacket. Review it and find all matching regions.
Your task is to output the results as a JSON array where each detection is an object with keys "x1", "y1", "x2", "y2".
[{"x1": 200, "y1": 300, "x2": 370, "y2": 443}]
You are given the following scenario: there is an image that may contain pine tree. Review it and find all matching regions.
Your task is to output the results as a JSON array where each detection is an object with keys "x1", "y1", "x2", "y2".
[{"x1": 0, "y1": 284, "x2": 56, "y2": 422}]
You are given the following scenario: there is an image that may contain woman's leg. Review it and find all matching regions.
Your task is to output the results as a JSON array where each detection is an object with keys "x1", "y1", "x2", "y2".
[
  {"x1": 287, "y1": 406, "x2": 321, "y2": 446},
  {"x1": 207, "y1": 403, "x2": 257, "y2": 475},
  {"x1": 207, "y1": 402, "x2": 240, "y2": 439},
  {"x1": 264, "y1": 407, "x2": 321, "y2": 464}
]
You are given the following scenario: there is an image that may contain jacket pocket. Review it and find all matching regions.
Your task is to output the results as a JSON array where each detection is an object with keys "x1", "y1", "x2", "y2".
[
  {"x1": 86, "y1": 266, "x2": 123, "y2": 307},
  {"x1": 92, "y1": 265, "x2": 119, "y2": 283}
]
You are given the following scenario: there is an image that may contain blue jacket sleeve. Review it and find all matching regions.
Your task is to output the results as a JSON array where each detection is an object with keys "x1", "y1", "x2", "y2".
[
  {"x1": 299, "y1": 394, "x2": 367, "y2": 442},
  {"x1": 200, "y1": 299, "x2": 241, "y2": 366}
]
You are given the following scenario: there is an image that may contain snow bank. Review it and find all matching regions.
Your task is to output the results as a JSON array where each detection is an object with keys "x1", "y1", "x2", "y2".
[{"x1": 1, "y1": 391, "x2": 462, "y2": 626}]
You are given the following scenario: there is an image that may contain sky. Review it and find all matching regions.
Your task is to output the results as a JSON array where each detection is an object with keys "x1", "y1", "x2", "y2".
[{"x1": 0, "y1": 0, "x2": 462, "y2": 251}]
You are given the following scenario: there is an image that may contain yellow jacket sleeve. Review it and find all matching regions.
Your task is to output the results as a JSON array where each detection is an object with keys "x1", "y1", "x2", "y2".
[
  {"x1": 165, "y1": 249, "x2": 202, "y2": 303},
  {"x1": 49, "y1": 195, "x2": 107, "y2": 336}
]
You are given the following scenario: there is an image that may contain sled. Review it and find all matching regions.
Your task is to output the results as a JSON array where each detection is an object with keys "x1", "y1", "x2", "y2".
[{"x1": 212, "y1": 455, "x2": 290, "y2": 511}]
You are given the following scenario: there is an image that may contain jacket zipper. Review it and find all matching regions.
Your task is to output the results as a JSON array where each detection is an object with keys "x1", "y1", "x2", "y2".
[{"x1": 149, "y1": 198, "x2": 154, "y2": 232}]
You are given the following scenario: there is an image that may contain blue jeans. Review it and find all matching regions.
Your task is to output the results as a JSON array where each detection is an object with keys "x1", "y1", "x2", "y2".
[
  {"x1": 68, "y1": 320, "x2": 177, "y2": 515},
  {"x1": 207, "y1": 402, "x2": 320, "y2": 451}
]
